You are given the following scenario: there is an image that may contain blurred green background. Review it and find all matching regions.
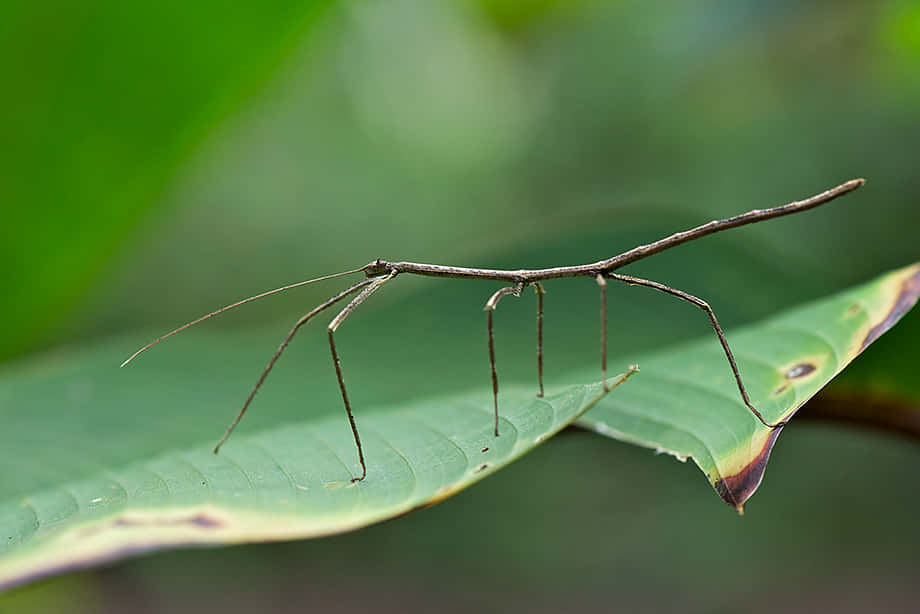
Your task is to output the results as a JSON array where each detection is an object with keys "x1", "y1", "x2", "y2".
[{"x1": 2, "y1": 0, "x2": 919, "y2": 611}]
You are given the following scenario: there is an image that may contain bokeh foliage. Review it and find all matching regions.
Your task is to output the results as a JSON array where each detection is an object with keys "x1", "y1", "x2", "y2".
[{"x1": 0, "y1": 0, "x2": 332, "y2": 361}]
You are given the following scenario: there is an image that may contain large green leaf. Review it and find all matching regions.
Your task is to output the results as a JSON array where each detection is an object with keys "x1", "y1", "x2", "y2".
[
  {"x1": 0, "y1": 264, "x2": 916, "y2": 591},
  {"x1": 579, "y1": 263, "x2": 920, "y2": 510},
  {"x1": 0, "y1": 354, "x2": 634, "y2": 591}
]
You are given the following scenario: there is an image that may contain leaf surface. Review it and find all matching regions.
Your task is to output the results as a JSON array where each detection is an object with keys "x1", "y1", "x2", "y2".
[
  {"x1": 578, "y1": 263, "x2": 920, "y2": 509},
  {"x1": 0, "y1": 359, "x2": 631, "y2": 592},
  {"x1": 1, "y1": 264, "x2": 917, "y2": 590}
]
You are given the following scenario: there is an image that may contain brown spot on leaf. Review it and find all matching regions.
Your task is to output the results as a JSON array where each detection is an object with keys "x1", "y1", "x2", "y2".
[
  {"x1": 3, "y1": 511, "x2": 226, "y2": 592},
  {"x1": 481, "y1": 446, "x2": 489, "y2": 453},
  {"x1": 771, "y1": 384, "x2": 789, "y2": 397},
  {"x1": 713, "y1": 428, "x2": 784, "y2": 511},
  {"x1": 861, "y1": 265, "x2": 920, "y2": 351},
  {"x1": 785, "y1": 363, "x2": 816, "y2": 379},
  {"x1": 187, "y1": 514, "x2": 222, "y2": 528},
  {"x1": 473, "y1": 463, "x2": 489, "y2": 473},
  {"x1": 88, "y1": 513, "x2": 224, "y2": 536},
  {"x1": 845, "y1": 303, "x2": 862, "y2": 317}
]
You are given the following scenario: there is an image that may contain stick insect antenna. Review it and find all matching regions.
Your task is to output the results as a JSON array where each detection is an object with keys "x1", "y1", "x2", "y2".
[{"x1": 120, "y1": 266, "x2": 367, "y2": 367}]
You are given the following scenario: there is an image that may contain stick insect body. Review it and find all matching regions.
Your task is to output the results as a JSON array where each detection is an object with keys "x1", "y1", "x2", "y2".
[{"x1": 123, "y1": 179, "x2": 865, "y2": 482}]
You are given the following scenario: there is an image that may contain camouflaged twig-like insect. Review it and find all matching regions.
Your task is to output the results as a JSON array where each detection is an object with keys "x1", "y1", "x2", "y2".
[{"x1": 123, "y1": 179, "x2": 865, "y2": 482}]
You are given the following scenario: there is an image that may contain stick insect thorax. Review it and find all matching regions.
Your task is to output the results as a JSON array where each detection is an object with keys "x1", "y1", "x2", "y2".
[{"x1": 124, "y1": 178, "x2": 865, "y2": 482}]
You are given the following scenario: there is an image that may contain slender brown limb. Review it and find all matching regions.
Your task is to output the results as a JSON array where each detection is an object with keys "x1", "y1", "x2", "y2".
[
  {"x1": 213, "y1": 277, "x2": 376, "y2": 454},
  {"x1": 484, "y1": 283, "x2": 525, "y2": 437},
  {"x1": 486, "y1": 310, "x2": 498, "y2": 436},
  {"x1": 606, "y1": 272, "x2": 786, "y2": 429},
  {"x1": 534, "y1": 282, "x2": 546, "y2": 398},
  {"x1": 328, "y1": 270, "x2": 398, "y2": 482},
  {"x1": 596, "y1": 274, "x2": 609, "y2": 391}
]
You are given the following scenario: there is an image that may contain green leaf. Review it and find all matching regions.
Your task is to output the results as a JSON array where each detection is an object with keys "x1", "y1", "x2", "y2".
[
  {"x1": 578, "y1": 263, "x2": 920, "y2": 511},
  {"x1": 0, "y1": 263, "x2": 915, "y2": 591},
  {"x1": 0, "y1": 350, "x2": 634, "y2": 591}
]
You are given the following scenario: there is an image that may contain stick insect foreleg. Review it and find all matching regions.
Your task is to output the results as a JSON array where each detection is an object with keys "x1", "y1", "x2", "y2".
[
  {"x1": 483, "y1": 282, "x2": 526, "y2": 437},
  {"x1": 328, "y1": 269, "x2": 399, "y2": 482},
  {"x1": 605, "y1": 272, "x2": 786, "y2": 429},
  {"x1": 213, "y1": 277, "x2": 378, "y2": 454}
]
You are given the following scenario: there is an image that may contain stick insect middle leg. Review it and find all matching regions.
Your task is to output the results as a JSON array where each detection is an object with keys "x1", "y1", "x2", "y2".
[
  {"x1": 534, "y1": 282, "x2": 546, "y2": 398},
  {"x1": 484, "y1": 281, "x2": 526, "y2": 437},
  {"x1": 605, "y1": 272, "x2": 786, "y2": 429},
  {"x1": 328, "y1": 269, "x2": 399, "y2": 482}
]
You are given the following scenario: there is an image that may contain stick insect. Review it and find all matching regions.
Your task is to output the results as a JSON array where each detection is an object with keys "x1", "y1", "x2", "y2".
[{"x1": 122, "y1": 178, "x2": 864, "y2": 482}]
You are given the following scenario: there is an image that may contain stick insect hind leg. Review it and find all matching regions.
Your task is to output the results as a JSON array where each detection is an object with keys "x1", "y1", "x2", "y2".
[
  {"x1": 604, "y1": 272, "x2": 786, "y2": 428},
  {"x1": 596, "y1": 274, "x2": 611, "y2": 391},
  {"x1": 328, "y1": 269, "x2": 399, "y2": 482}
]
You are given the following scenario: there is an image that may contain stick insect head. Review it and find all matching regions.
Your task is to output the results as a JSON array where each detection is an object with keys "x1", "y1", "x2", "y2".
[{"x1": 363, "y1": 259, "x2": 392, "y2": 277}]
